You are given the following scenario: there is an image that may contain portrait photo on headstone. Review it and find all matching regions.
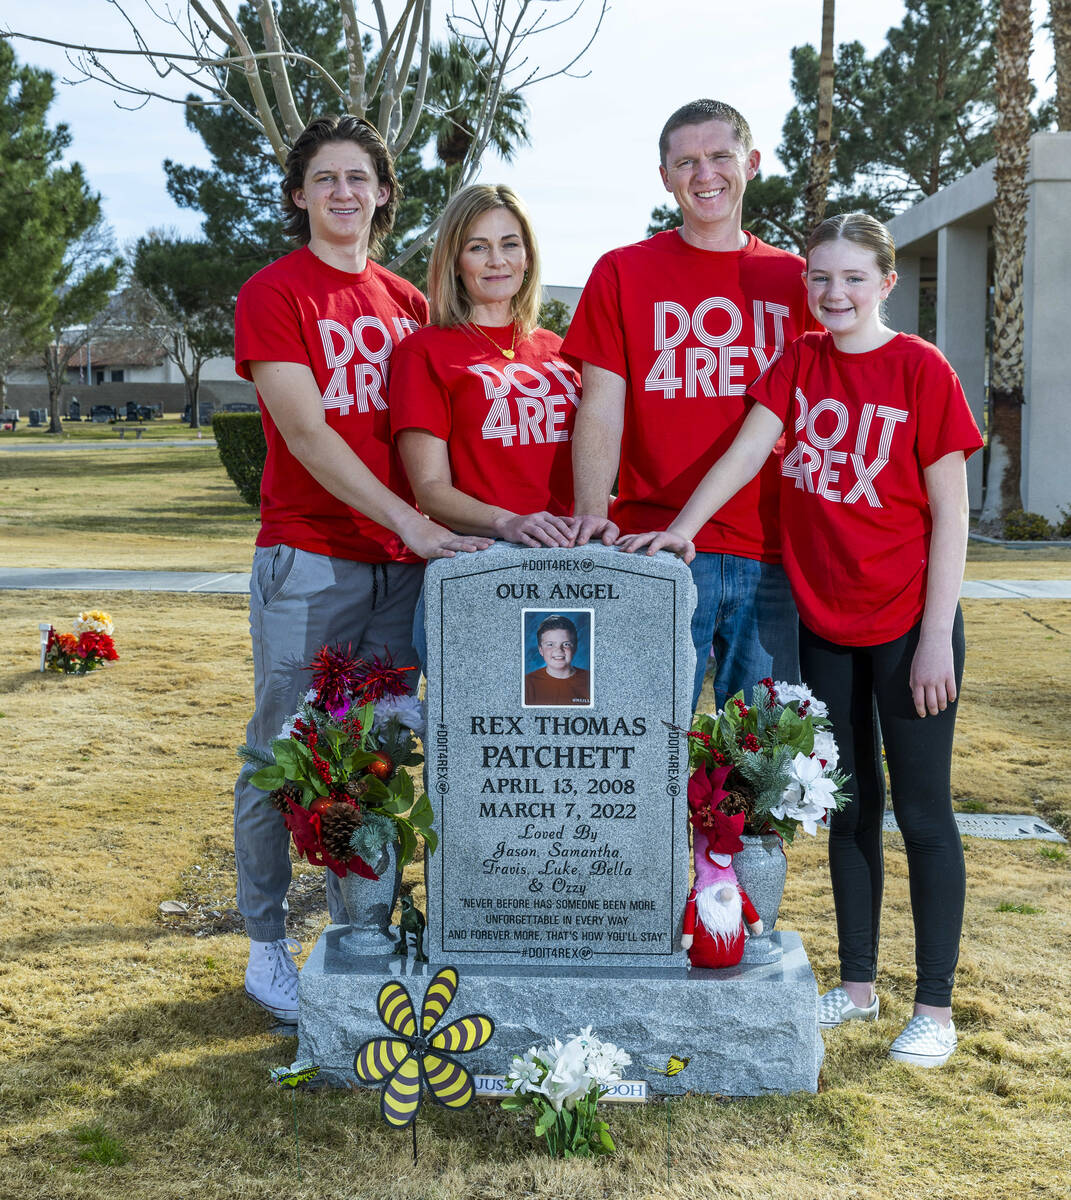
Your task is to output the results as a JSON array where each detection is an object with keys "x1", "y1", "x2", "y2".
[{"x1": 521, "y1": 608, "x2": 593, "y2": 708}]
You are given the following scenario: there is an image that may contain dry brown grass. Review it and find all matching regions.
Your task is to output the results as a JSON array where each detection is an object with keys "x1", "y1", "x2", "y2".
[
  {"x1": 0, "y1": 443, "x2": 256, "y2": 570},
  {"x1": 1, "y1": 448, "x2": 1070, "y2": 1199},
  {"x1": 965, "y1": 540, "x2": 1071, "y2": 580}
]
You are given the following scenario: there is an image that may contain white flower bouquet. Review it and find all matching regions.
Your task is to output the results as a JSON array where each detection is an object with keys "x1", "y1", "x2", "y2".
[
  {"x1": 686, "y1": 678, "x2": 850, "y2": 843},
  {"x1": 501, "y1": 1027, "x2": 630, "y2": 1158}
]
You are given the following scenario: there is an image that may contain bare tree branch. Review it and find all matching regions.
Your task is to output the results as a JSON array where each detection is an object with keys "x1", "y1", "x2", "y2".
[
  {"x1": 338, "y1": 0, "x2": 366, "y2": 115},
  {"x1": 189, "y1": 0, "x2": 234, "y2": 47},
  {"x1": 393, "y1": 2, "x2": 433, "y2": 153},
  {"x1": 253, "y1": 0, "x2": 305, "y2": 141},
  {"x1": 4, "y1": 0, "x2": 609, "y2": 267}
]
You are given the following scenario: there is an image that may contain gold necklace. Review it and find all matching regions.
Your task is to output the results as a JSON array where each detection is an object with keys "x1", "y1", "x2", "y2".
[{"x1": 472, "y1": 321, "x2": 517, "y2": 360}]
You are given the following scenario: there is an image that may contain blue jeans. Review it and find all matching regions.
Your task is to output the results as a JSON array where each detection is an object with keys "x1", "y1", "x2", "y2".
[
  {"x1": 234, "y1": 545, "x2": 423, "y2": 941},
  {"x1": 412, "y1": 579, "x2": 427, "y2": 678},
  {"x1": 687, "y1": 552, "x2": 799, "y2": 712}
]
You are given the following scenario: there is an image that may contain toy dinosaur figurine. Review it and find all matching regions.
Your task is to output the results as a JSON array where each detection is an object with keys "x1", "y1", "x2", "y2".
[{"x1": 395, "y1": 893, "x2": 428, "y2": 962}]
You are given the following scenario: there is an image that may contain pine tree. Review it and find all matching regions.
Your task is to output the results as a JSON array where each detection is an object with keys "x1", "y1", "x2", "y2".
[
  {"x1": 163, "y1": 0, "x2": 529, "y2": 287},
  {"x1": 0, "y1": 43, "x2": 109, "y2": 409},
  {"x1": 648, "y1": 1, "x2": 999, "y2": 250},
  {"x1": 131, "y1": 234, "x2": 249, "y2": 429}
]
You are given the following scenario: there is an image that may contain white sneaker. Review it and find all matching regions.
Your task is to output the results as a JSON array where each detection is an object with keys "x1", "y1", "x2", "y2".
[
  {"x1": 888, "y1": 1015, "x2": 957, "y2": 1067},
  {"x1": 818, "y1": 986, "x2": 879, "y2": 1029},
  {"x1": 245, "y1": 938, "x2": 301, "y2": 1023}
]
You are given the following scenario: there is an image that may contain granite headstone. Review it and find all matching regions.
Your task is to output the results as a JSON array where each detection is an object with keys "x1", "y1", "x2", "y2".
[
  {"x1": 423, "y1": 540, "x2": 694, "y2": 969},
  {"x1": 297, "y1": 541, "x2": 825, "y2": 1096}
]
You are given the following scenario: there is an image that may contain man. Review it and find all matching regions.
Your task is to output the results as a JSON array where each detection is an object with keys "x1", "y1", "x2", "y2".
[
  {"x1": 564, "y1": 99, "x2": 813, "y2": 711},
  {"x1": 233, "y1": 115, "x2": 489, "y2": 1022}
]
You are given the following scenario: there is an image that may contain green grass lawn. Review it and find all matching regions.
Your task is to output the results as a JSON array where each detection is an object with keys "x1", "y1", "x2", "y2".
[{"x1": 0, "y1": 442, "x2": 258, "y2": 571}]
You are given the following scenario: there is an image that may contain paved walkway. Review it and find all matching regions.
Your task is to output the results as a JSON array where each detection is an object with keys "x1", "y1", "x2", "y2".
[{"x1": 1, "y1": 567, "x2": 1070, "y2": 598}]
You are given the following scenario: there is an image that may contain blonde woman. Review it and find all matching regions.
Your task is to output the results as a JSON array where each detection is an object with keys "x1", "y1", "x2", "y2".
[{"x1": 391, "y1": 184, "x2": 581, "y2": 549}]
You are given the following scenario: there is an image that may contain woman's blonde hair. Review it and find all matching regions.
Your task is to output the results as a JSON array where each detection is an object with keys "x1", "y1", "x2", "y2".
[
  {"x1": 427, "y1": 184, "x2": 543, "y2": 337},
  {"x1": 805, "y1": 211, "x2": 896, "y2": 277}
]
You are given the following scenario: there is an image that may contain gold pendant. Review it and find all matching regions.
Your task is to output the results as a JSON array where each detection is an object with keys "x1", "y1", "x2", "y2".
[{"x1": 502, "y1": 349, "x2": 515, "y2": 359}]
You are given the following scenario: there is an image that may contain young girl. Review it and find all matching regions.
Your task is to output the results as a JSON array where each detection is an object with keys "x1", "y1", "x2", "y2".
[{"x1": 620, "y1": 213, "x2": 983, "y2": 1067}]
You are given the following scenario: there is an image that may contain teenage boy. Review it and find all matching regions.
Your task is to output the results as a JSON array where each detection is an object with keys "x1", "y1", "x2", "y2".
[
  {"x1": 233, "y1": 115, "x2": 489, "y2": 1022},
  {"x1": 565, "y1": 99, "x2": 814, "y2": 710}
]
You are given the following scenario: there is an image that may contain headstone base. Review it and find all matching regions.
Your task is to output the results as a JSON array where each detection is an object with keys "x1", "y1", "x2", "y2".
[{"x1": 297, "y1": 928, "x2": 823, "y2": 1097}]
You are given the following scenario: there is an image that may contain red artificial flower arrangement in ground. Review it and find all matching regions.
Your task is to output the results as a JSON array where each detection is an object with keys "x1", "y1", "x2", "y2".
[
  {"x1": 44, "y1": 622, "x2": 119, "y2": 674},
  {"x1": 239, "y1": 645, "x2": 435, "y2": 879}
]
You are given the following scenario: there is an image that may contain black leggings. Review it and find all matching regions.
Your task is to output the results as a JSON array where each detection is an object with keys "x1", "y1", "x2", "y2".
[{"x1": 799, "y1": 608, "x2": 965, "y2": 1007}]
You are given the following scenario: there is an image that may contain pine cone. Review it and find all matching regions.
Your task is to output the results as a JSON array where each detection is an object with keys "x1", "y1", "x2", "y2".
[
  {"x1": 344, "y1": 776, "x2": 373, "y2": 800},
  {"x1": 320, "y1": 801, "x2": 363, "y2": 861},
  {"x1": 269, "y1": 781, "x2": 303, "y2": 812},
  {"x1": 720, "y1": 779, "x2": 760, "y2": 832},
  {"x1": 719, "y1": 789, "x2": 747, "y2": 816}
]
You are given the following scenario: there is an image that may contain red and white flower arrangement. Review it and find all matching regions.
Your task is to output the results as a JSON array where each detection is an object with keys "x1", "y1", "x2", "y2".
[
  {"x1": 239, "y1": 645, "x2": 435, "y2": 879},
  {"x1": 684, "y1": 678, "x2": 850, "y2": 844},
  {"x1": 43, "y1": 611, "x2": 119, "y2": 674}
]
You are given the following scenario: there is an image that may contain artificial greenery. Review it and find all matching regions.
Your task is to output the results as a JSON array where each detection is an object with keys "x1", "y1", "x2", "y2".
[
  {"x1": 241, "y1": 698, "x2": 435, "y2": 869},
  {"x1": 688, "y1": 682, "x2": 850, "y2": 844}
]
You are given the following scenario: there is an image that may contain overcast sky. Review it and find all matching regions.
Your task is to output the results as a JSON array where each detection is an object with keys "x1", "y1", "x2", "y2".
[{"x1": 1, "y1": 1, "x2": 1057, "y2": 286}]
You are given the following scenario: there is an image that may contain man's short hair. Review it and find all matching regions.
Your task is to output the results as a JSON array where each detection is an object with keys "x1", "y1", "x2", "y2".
[
  {"x1": 658, "y1": 100, "x2": 753, "y2": 165},
  {"x1": 281, "y1": 114, "x2": 400, "y2": 252}
]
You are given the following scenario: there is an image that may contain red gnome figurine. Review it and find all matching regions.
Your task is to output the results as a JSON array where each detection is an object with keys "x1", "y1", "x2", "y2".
[{"x1": 682, "y1": 764, "x2": 763, "y2": 968}]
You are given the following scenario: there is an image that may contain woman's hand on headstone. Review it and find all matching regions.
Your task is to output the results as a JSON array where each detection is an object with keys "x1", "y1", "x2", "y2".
[{"x1": 571, "y1": 514, "x2": 621, "y2": 547}]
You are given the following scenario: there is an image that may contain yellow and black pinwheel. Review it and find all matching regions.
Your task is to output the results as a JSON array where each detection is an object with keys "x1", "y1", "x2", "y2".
[{"x1": 354, "y1": 967, "x2": 494, "y2": 1131}]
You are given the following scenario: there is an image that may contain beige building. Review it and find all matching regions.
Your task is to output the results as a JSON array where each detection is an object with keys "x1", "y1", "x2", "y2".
[{"x1": 885, "y1": 132, "x2": 1071, "y2": 522}]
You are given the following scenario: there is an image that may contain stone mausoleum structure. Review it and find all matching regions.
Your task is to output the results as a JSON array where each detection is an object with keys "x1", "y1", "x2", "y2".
[{"x1": 884, "y1": 131, "x2": 1071, "y2": 522}]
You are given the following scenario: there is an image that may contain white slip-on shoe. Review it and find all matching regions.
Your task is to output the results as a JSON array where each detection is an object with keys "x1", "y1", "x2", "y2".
[
  {"x1": 244, "y1": 937, "x2": 301, "y2": 1023},
  {"x1": 818, "y1": 986, "x2": 880, "y2": 1029},
  {"x1": 888, "y1": 1014, "x2": 957, "y2": 1067}
]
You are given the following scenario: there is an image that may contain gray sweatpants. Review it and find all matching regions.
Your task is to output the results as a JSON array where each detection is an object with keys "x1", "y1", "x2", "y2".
[{"x1": 234, "y1": 544, "x2": 423, "y2": 941}]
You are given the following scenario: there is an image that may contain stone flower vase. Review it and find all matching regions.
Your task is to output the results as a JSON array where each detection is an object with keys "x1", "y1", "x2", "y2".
[
  {"x1": 734, "y1": 833, "x2": 788, "y2": 964},
  {"x1": 336, "y1": 842, "x2": 401, "y2": 957}
]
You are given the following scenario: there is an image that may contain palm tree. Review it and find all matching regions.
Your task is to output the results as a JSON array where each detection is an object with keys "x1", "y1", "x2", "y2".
[
  {"x1": 803, "y1": 0, "x2": 836, "y2": 233},
  {"x1": 982, "y1": 0, "x2": 1033, "y2": 531},
  {"x1": 425, "y1": 40, "x2": 530, "y2": 172},
  {"x1": 1051, "y1": 0, "x2": 1071, "y2": 128}
]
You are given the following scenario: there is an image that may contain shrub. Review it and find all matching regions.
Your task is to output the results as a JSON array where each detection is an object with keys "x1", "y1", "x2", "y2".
[
  {"x1": 1002, "y1": 509, "x2": 1053, "y2": 540},
  {"x1": 213, "y1": 412, "x2": 266, "y2": 508},
  {"x1": 1055, "y1": 506, "x2": 1071, "y2": 538},
  {"x1": 538, "y1": 297, "x2": 572, "y2": 336}
]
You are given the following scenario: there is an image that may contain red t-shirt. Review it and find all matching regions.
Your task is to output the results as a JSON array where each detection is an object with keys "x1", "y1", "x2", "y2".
[
  {"x1": 234, "y1": 246, "x2": 429, "y2": 563},
  {"x1": 390, "y1": 323, "x2": 580, "y2": 515},
  {"x1": 749, "y1": 331, "x2": 984, "y2": 645},
  {"x1": 562, "y1": 230, "x2": 814, "y2": 561}
]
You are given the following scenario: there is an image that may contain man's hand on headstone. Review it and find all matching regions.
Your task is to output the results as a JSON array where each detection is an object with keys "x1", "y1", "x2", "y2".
[
  {"x1": 572, "y1": 515, "x2": 620, "y2": 547},
  {"x1": 616, "y1": 530, "x2": 696, "y2": 563},
  {"x1": 494, "y1": 511, "x2": 578, "y2": 548}
]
